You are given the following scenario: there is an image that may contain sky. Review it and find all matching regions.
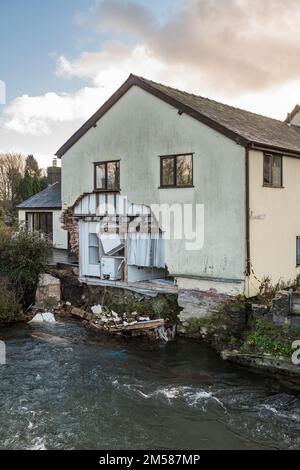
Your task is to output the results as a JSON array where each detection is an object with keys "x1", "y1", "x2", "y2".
[{"x1": 1, "y1": 0, "x2": 300, "y2": 168}]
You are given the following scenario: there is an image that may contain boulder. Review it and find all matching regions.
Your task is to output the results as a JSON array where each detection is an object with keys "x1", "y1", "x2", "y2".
[
  {"x1": 29, "y1": 312, "x2": 56, "y2": 324},
  {"x1": 35, "y1": 274, "x2": 61, "y2": 307}
]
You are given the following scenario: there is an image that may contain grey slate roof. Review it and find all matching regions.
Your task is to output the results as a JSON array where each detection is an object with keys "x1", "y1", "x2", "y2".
[
  {"x1": 137, "y1": 76, "x2": 300, "y2": 154},
  {"x1": 17, "y1": 182, "x2": 62, "y2": 210},
  {"x1": 55, "y1": 74, "x2": 300, "y2": 158}
]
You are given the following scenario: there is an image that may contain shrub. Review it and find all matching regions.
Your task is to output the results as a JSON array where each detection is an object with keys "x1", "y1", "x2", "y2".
[
  {"x1": 257, "y1": 277, "x2": 287, "y2": 305},
  {"x1": 0, "y1": 227, "x2": 51, "y2": 307},
  {"x1": 0, "y1": 277, "x2": 22, "y2": 323},
  {"x1": 242, "y1": 320, "x2": 294, "y2": 358}
]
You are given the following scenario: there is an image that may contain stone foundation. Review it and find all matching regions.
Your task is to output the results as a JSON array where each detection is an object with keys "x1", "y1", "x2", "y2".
[
  {"x1": 267, "y1": 291, "x2": 300, "y2": 328},
  {"x1": 178, "y1": 288, "x2": 233, "y2": 323},
  {"x1": 50, "y1": 267, "x2": 249, "y2": 352},
  {"x1": 55, "y1": 267, "x2": 180, "y2": 323}
]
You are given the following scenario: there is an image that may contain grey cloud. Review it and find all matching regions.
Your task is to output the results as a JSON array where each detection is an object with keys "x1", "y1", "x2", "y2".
[
  {"x1": 79, "y1": 0, "x2": 157, "y2": 37},
  {"x1": 86, "y1": 0, "x2": 300, "y2": 93}
]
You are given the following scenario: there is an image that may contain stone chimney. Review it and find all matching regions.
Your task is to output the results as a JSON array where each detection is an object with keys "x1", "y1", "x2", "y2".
[{"x1": 47, "y1": 158, "x2": 61, "y2": 185}]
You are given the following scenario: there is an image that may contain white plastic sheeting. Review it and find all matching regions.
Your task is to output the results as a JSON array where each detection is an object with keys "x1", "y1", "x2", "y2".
[
  {"x1": 128, "y1": 233, "x2": 165, "y2": 268},
  {"x1": 152, "y1": 233, "x2": 165, "y2": 269}
]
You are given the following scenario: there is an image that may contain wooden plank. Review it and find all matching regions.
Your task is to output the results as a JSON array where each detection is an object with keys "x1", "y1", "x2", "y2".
[{"x1": 108, "y1": 319, "x2": 164, "y2": 333}]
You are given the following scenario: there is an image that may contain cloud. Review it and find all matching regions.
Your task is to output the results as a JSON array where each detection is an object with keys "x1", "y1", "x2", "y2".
[
  {"x1": 3, "y1": 0, "x2": 300, "y2": 152},
  {"x1": 3, "y1": 87, "x2": 113, "y2": 136},
  {"x1": 75, "y1": 0, "x2": 157, "y2": 36},
  {"x1": 73, "y1": 0, "x2": 300, "y2": 94},
  {"x1": 56, "y1": 41, "x2": 132, "y2": 81},
  {"x1": 2, "y1": 44, "x2": 168, "y2": 137}
]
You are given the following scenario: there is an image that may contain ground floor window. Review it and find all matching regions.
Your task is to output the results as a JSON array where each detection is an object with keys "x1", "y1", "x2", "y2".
[{"x1": 25, "y1": 212, "x2": 53, "y2": 240}]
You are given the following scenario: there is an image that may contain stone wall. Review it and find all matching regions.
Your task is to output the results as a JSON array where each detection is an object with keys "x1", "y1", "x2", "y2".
[
  {"x1": 267, "y1": 291, "x2": 300, "y2": 328},
  {"x1": 60, "y1": 206, "x2": 79, "y2": 258},
  {"x1": 178, "y1": 294, "x2": 249, "y2": 352},
  {"x1": 35, "y1": 273, "x2": 61, "y2": 307},
  {"x1": 178, "y1": 288, "x2": 233, "y2": 323}
]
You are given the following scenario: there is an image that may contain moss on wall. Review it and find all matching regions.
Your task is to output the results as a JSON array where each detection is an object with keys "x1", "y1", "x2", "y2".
[
  {"x1": 241, "y1": 319, "x2": 300, "y2": 358},
  {"x1": 182, "y1": 298, "x2": 249, "y2": 351}
]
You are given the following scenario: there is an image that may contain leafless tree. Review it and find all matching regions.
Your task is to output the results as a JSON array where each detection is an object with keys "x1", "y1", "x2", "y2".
[{"x1": 0, "y1": 153, "x2": 25, "y2": 220}]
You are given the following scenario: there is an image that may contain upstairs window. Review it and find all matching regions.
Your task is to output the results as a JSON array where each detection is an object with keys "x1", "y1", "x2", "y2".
[
  {"x1": 160, "y1": 154, "x2": 193, "y2": 188},
  {"x1": 94, "y1": 161, "x2": 120, "y2": 191},
  {"x1": 263, "y1": 153, "x2": 283, "y2": 187}
]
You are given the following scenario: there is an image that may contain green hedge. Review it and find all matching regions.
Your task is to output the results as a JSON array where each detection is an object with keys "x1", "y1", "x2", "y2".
[{"x1": 0, "y1": 227, "x2": 51, "y2": 308}]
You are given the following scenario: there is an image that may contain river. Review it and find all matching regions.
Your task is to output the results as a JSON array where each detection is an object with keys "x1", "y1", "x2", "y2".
[{"x1": 0, "y1": 317, "x2": 300, "y2": 450}]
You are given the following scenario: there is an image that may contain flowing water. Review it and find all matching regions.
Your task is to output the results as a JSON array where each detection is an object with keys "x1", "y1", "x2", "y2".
[{"x1": 0, "y1": 318, "x2": 300, "y2": 450}]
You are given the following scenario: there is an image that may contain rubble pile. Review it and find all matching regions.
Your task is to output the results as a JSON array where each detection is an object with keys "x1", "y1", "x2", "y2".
[
  {"x1": 29, "y1": 274, "x2": 177, "y2": 342},
  {"x1": 71, "y1": 303, "x2": 176, "y2": 342}
]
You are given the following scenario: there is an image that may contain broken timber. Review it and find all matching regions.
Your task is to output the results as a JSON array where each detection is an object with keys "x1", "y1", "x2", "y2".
[
  {"x1": 70, "y1": 306, "x2": 172, "y2": 341},
  {"x1": 107, "y1": 319, "x2": 164, "y2": 333}
]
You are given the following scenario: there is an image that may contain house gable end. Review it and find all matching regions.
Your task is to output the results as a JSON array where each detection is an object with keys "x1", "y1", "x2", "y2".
[{"x1": 55, "y1": 75, "x2": 248, "y2": 158}]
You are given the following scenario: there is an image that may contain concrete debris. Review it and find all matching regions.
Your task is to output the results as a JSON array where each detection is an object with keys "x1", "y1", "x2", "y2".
[{"x1": 91, "y1": 304, "x2": 103, "y2": 316}]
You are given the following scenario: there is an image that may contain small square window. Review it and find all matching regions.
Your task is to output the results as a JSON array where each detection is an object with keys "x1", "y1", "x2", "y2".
[
  {"x1": 94, "y1": 161, "x2": 120, "y2": 191},
  {"x1": 263, "y1": 153, "x2": 282, "y2": 187},
  {"x1": 160, "y1": 154, "x2": 193, "y2": 188}
]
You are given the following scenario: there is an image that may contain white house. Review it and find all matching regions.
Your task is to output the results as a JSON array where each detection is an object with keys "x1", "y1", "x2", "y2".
[
  {"x1": 20, "y1": 75, "x2": 300, "y2": 299},
  {"x1": 17, "y1": 162, "x2": 68, "y2": 250}
]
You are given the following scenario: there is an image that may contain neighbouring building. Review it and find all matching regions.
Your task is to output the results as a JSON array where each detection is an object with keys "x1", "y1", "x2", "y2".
[
  {"x1": 17, "y1": 161, "x2": 68, "y2": 250},
  {"x1": 19, "y1": 75, "x2": 300, "y2": 300}
]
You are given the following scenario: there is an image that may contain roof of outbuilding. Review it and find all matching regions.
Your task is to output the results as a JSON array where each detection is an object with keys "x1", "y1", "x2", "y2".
[
  {"x1": 56, "y1": 74, "x2": 300, "y2": 157},
  {"x1": 17, "y1": 182, "x2": 62, "y2": 210}
]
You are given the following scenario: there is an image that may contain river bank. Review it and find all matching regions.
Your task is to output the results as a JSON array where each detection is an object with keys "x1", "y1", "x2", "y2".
[{"x1": 2, "y1": 266, "x2": 300, "y2": 388}]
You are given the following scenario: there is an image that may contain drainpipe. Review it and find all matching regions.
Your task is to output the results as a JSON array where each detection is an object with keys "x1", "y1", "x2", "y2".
[{"x1": 245, "y1": 146, "x2": 251, "y2": 279}]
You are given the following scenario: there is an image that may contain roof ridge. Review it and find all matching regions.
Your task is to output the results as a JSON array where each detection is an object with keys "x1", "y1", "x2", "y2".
[{"x1": 132, "y1": 74, "x2": 288, "y2": 126}]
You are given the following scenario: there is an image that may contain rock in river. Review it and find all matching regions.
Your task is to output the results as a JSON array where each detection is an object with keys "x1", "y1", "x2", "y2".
[{"x1": 28, "y1": 312, "x2": 56, "y2": 324}]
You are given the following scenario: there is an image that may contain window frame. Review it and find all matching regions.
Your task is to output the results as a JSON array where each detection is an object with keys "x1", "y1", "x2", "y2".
[
  {"x1": 94, "y1": 160, "x2": 120, "y2": 192},
  {"x1": 25, "y1": 211, "x2": 53, "y2": 240},
  {"x1": 159, "y1": 153, "x2": 194, "y2": 189},
  {"x1": 263, "y1": 153, "x2": 283, "y2": 188}
]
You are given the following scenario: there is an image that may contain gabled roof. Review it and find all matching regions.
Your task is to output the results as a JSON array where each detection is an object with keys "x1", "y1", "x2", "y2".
[
  {"x1": 17, "y1": 182, "x2": 61, "y2": 210},
  {"x1": 56, "y1": 74, "x2": 300, "y2": 158}
]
